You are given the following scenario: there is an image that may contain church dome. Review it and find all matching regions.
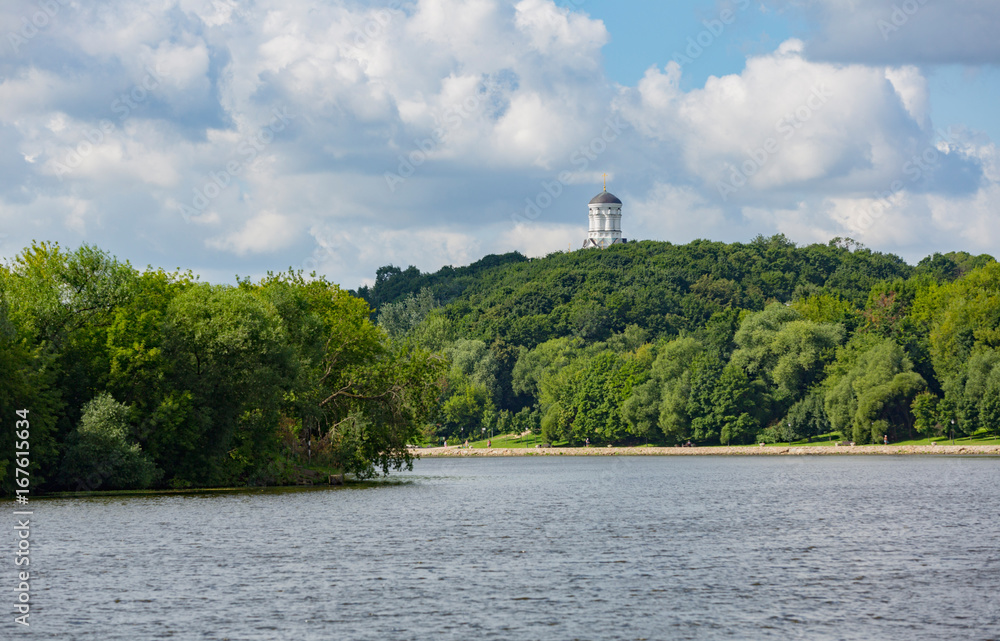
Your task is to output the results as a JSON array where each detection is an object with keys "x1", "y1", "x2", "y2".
[{"x1": 589, "y1": 191, "x2": 622, "y2": 205}]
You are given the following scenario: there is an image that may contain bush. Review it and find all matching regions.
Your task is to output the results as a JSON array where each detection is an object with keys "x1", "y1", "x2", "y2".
[
  {"x1": 59, "y1": 394, "x2": 161, "y2": 491},
  {"x1": 755, "y1": 426, "x2": 781, "y2": 444}
]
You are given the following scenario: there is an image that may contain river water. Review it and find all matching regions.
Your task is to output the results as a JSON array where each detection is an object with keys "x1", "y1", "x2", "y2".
[{"x1": 25, "y1": 456, "x2": 1000, "y2": 640}]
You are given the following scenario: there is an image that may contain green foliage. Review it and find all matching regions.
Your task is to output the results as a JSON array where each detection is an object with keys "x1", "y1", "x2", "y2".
[
  {"x1": 731, "y1": 303, "x2": 844, "y2": 409},
  {"x1": 4, "y1": 236, "x2": 998, "y2": 490},
  {"x1": 823, "y1": 336, "x2": 926, "y2": 443},
  {"x1": 713, "y1": 365, "x2": 760, "y2": 446},
  {"x1": 791, "y1": 294, "x2": 855, "y2": 326},
  {"x1": 941, "y1": 349, "x2": 1000, "y2": 437},
  {"x1": 378, "y1": 288, "x2": 438, "y2": 339},
  {"x1": 0, "y1": 289, "x2": 59, "y2": 494},
  {"x1": 910, "y1": 392, "x2": 940, "y2": 436},
  {"x1": 915, "y1": 262, "x2": 1000, "y2": 381},
  {"x1": 440, "y1": 384, "x2": 493, "y2": 438},
  {"x1": 154, "y1": 283, "x2": 291, "y2": 485},
  {"x1": 59, "y1": 394, "x2": 160, "y2": 491},
  {"x1": 360, "y1": 236, "x2": 914, "y2": 349},
  {"x1": 0, "y1": 252, "x2": 446, "y2": 495},
  {"x1": 781, "y1": 389, "x2": 831, "y2": 441}
]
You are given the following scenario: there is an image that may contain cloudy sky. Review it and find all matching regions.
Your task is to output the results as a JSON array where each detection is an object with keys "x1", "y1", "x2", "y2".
[{"x1": 1, "y1": 0, "x2": 998, "y2": 286}]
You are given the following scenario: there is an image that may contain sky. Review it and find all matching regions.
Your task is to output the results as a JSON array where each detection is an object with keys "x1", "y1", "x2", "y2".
[{"x1": 1, "y1": 0, "x2": 998, "y2": 287}]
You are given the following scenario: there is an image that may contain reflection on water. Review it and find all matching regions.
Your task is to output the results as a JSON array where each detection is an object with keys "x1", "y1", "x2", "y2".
[{"x1": 29, "y1": 456, "x2": 1000, "y2": 640}]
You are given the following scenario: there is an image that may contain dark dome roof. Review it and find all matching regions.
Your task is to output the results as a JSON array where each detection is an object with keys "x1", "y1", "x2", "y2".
[{"x1": 590, "y1": 191, "x2": 622, "y2": 205}]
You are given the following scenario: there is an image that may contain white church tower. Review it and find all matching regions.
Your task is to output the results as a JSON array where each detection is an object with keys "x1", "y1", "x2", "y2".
[{"x1": 582, "y1": 178, "x2": 626, "y2": 249}]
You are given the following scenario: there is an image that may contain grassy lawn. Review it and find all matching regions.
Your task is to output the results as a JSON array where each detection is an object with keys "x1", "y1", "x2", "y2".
[
  {"x1": 752, "y1": 430, "x2": 1000, "y2": 448},
  {"x1": 423, "y1": 429, "x2": 1000, "y2": 450},
  {"x1": 464, "y1": 432, "x2": 548, "y2": 448}
]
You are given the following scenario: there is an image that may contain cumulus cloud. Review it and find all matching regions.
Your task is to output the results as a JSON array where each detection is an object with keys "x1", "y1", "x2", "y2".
[
  {"x1": 613, "y1": 39, "x2": 997, "y2": 261},
  {"x1": 0, "y1": 0, "x2": 997, "y2": 288},
  {"x1": 615, "y1": 41, "x2": 975, "y2": 199},
  {"x1": 208, "y1": 211, "x2": 298, "y2": 255}
]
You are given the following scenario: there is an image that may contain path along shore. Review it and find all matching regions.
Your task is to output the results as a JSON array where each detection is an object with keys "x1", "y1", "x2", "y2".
[{"x1": 418, "y1": 444, "x2": 1000, "y2": 457}]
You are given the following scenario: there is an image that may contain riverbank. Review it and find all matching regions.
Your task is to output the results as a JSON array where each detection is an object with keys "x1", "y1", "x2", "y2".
[{"x1": 418, "y1": 444, "x2": 1000, "y2": 457}]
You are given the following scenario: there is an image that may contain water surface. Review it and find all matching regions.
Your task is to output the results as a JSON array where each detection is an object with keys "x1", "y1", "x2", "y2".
[{"x1": 26, "y1": 456, "x2": 1000, "y2": 640}]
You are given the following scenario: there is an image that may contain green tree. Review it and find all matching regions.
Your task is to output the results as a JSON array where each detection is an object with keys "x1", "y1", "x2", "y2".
[
  {"x1": 713, "y1": 365, "x2": 760, "y2": 446},
  {"x1": 59, "y1": 394, "x2": 160, "y2": 491},
  {"x1": 941, "y1": 349, "x2": 1000, "y2": 438},
  {"x1": 824, "y1": 336, "x2": 926, "y2": 443},
  {"x1": 731, "y1": 302, "x2": 844, "y2": 410},
  {"x1": 378, "y1": 288, "x2": 438, "y2": 339},
  {"x1": 782, "y1": 389, "x2": 831, "y2": 441},
  {"x1": 153, "y1": 283, "x2": 291, "y2": 485},
  {"x1": 910, "y1": 392, "x2": 941, "y2": 437},
  {"x1": 0, "y1": 291, "x2": 59, "y2": 495}
]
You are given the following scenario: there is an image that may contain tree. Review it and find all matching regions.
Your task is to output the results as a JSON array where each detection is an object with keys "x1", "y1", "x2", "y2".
[
  {"x1": 941, "y1": 349, "x2": 1000, "y2": 438},
  {"x1": 59, "y1": 394, "x2": 160, "y2": 491},
  {"x1": 731, "y1": 303, "x2": 844, "y2": 411},
  {"x1": 782, "y1": 389, "x2": 831, "y2": 441},
  {"x1": 152, "y1": 283, "x2": 291, "y2": 486},
  {"x1": 916, "y1": 262, "x2": 1000, "y2": 381},
  {"x1": 653, "y1": 337, "x2": 710, "y2": 444},
  {"x1": 0, "y1": 289, "x2": 59, "y2": 494},
  {"x1": 911, "y1": 392, "x2": 940, "y2": 437},
  {"x1": 378, "y1": 288, "x2": 438, "y2": 339},
  {"x1": 712, "y1": 365, "x2": 760, "y2": 446},
  {"x1": 824, "y1": 336, "x2": 926, "y2": 443},
  {"x1": 445, "y1": 339, "x2": 501, "y2": 406},
  {"x1": 277, "y1": 276, "x2": 446, "y2": 478},
  {"x1": 440, "y1": 384, "x2": 493, "y2": 438}
]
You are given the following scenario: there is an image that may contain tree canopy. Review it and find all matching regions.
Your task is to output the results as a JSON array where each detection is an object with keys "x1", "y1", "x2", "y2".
[
  {"x1": 2, "y1": 236, "x2": 996, "y2": 495},
  {"x1": 0, "y1": 246, "x2": 445, "y2": 494}
]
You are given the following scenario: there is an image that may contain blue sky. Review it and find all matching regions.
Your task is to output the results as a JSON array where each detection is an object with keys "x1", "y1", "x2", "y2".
[
  {"x1": 1, "y1": 0, "x2": 999, "y2": 286},
  {"x1": 575, "y1": 0, "x2": 798, "y2": 87}
]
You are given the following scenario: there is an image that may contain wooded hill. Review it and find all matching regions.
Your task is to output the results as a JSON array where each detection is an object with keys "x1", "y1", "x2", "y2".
[
  {"x1": 356, "y1": 235, "x2": 999, "y2": 448},
  {"x1": 2, "y1": 235, "x2": 997, "y2": 494}
]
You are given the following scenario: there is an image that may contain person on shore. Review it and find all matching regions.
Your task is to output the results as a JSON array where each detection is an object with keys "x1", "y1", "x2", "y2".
[
  {"x1": 884, "y1": 434, "x2": 888, "y2": 445},
  {"x1": 487, "y1": 439, "x2": 492, "y2": 448},
  {"x1": 585, "y1": 438, "x2": 589, "y2": 447}
]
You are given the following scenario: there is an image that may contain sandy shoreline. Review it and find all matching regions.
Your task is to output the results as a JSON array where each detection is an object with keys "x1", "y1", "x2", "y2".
[{"x1": 417, "y1": 444, "x2": 1000, "y2": 457}]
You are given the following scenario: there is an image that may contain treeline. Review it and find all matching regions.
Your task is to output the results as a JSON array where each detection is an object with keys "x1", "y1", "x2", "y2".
[
  {"x1": 361, "y1": 236, "x2": 999, "y2": 447},
  {"x1": 3, "y1": 236, "x2": 996, "y2": 494},
  {"x1": 0, "y1": 243, "x2": 445, "y2": 494}
]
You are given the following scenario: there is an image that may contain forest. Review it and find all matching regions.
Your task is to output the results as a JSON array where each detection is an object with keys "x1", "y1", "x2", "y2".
[
  {"x1": 0, "y1": 242, "x2": 445, "y2": 494},
  {"x1": 357, "y1": 235, "x2": 999, "y2": 449},
  {"x1": 2, "y1": 235, "x2": 998, "y2": 493}
]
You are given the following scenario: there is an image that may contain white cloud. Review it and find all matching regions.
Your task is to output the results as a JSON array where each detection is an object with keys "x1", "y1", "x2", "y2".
[
  {"x1": 628, "y1": 183, "x2": 726, "y2": 244},
  {"x1": 208, "y1": 211, "x2": 298, "y2": 255},
  {"x1": 500, "y1": 222, "x2": 584, "y2": 256},
  {"x1": 617, "y1": 42, "x2": 942, "y2": 197},
  {"x1": 0, "y1": 0, "x2": 997, "y2": 289},
  {"x1": 307, "y1": 223, "x2": 484, "y2": 286}
]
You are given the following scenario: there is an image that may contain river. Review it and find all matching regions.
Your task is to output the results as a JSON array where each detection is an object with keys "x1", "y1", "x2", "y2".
[{"x1": 28, "y1": 456, "x2": 1000, "y2": 640}]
